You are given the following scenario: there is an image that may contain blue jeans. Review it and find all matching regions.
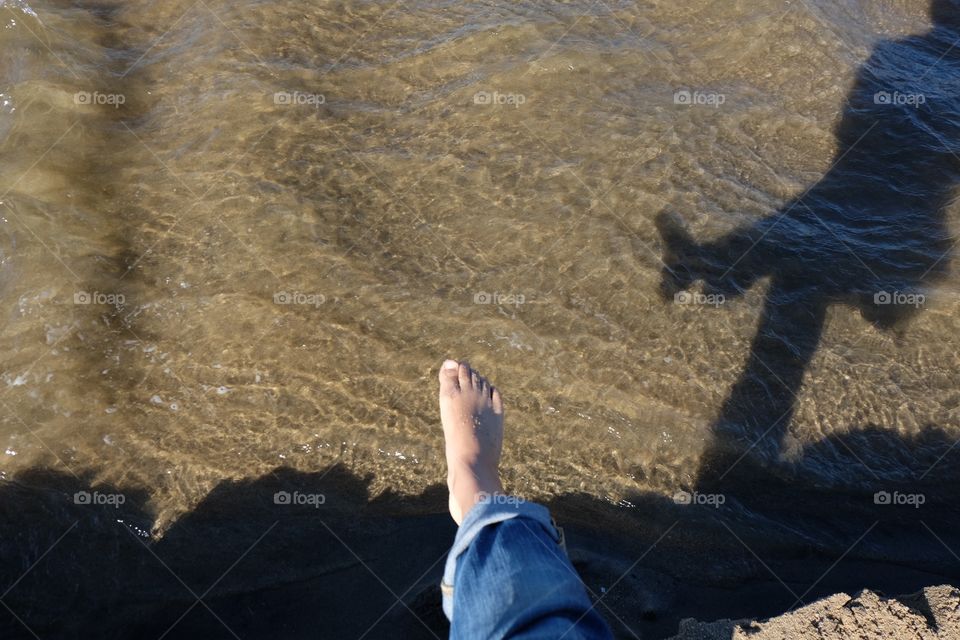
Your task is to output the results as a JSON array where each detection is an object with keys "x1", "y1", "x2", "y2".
[{"x1": 442, "y1": 496, "x2": 614, "y2": 639}]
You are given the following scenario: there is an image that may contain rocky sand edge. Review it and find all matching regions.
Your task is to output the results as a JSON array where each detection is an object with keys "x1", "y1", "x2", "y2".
[{"x1": 670, "y1": 585, "x2": 960, "y2": 640}]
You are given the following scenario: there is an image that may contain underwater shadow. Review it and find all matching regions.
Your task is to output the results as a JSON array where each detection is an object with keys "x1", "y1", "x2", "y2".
[
  {"x1": 656, "y1": 3, "x2": 960, "y2": 499},
  {"x1": 639, "y1": 0, "x2": 960, "y2": 634}
]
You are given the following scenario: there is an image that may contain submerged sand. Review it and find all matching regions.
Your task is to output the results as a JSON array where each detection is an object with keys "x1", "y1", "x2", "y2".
[{"x1": 1, "y1": 1, "x2": 959, "y2": 638}]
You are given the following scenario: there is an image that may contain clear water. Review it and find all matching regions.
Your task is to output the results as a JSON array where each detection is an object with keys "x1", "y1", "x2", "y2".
[{"x1": 1, "y1": 0, "x2": 959, "y2": 635}]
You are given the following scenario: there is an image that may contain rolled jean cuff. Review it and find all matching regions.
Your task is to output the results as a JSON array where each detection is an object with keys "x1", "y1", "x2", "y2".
[{"x1": 441, "y1": 496, "x2": 558, "y2": 620}]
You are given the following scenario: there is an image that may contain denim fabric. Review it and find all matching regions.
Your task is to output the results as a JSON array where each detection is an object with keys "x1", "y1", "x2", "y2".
[{"x1": 442, "y1": 497, "x2": 613, "y2": 639}]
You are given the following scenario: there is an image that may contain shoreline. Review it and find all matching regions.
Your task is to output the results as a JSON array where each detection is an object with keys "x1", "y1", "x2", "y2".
[{"x1": 2, "y1": 463, "x2": 958, "y2": 638}]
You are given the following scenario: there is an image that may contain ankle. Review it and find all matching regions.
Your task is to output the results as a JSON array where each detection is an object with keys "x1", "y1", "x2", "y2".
[{"x1": 448, "y1": 466, "x2": 503, "y2": 514}]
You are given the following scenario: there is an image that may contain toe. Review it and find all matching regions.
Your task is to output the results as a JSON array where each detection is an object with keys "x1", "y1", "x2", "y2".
[
  {"x1": 491, "y1": 387, "x2": 503, "y2": 414},
  {"x1": 471, "y1": 370, "x2": 481, "y2": 389},
  {"x1": 458, "y1": 362, "x2": 472, "y2": 388},
  {"x1": 439, "y1": 359, "x2": 460, "y2": 394}
]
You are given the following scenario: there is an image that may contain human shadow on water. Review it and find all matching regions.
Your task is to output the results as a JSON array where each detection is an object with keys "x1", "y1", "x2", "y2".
[
  {"x1": 656, "y1": 0, "x2": 960, "y2": 487},
  {"x1": 639, "y1": 0, "x2": 960, "y2": 633}
]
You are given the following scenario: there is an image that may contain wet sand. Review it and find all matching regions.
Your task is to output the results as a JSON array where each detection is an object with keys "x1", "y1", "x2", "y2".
[{"x1": 2, "y1": 463, "x2": 956, "y2": 638}]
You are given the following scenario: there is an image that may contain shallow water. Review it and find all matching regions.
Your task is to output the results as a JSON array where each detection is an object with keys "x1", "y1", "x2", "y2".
[{"x1": 0, "y1": 0, "x2": 958, "y2": 546}]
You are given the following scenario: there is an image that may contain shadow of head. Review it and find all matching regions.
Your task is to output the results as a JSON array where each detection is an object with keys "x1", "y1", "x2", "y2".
[{"x1": 655, "y1": 0, "x2": 960, "y2": 330}]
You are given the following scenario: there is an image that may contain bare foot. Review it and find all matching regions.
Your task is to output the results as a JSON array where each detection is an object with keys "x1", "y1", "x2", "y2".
[{"x1": 438, "y1": 359, "x2": 504, "y2": 524}]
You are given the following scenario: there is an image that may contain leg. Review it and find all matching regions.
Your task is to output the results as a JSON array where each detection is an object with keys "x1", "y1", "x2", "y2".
[{"x1": 438, "y1": 360, "x2": 613, "y2": 639}]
